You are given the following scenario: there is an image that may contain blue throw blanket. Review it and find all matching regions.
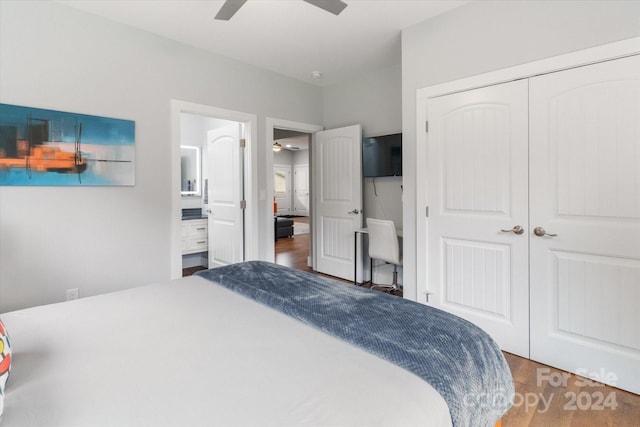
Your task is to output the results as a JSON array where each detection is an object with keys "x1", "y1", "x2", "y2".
[{"x1": 196, "y1": 261, "x2": 513, "y2": 426}]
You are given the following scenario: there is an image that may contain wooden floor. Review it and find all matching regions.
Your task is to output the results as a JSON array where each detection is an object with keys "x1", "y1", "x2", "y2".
[
  {"x1": 274, "y1": 221, "x2": 403, "y2": 296},
  {"x1": 502, "y1": 352, "x2": 639, "y2": 426},
  {"x1": 274, "y1": 228, "x2": 314, "y2": 273},
  {"x1": 185, "y1": 220, "x2": 640, "y2": 426}
]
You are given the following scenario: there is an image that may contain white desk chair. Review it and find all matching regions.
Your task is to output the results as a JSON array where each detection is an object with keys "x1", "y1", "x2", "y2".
[{"x1": 366, "y1": 218, "x2": 402, "y2": 291}]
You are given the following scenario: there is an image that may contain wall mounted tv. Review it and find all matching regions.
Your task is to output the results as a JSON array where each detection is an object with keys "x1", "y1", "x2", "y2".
[{"x1": 362, "y1": 133, "x2": 402, "y2": 177}]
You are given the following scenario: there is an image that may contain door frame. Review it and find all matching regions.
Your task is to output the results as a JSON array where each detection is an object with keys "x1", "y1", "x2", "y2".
[
  {"x1": 415, "y1": 36, "x2": 640, "y2": 304},
  {"x1": 171, "y1": 100, "x2": 258, "y2": 279},
  {"x1": 266, "y1": 118, "x2": 323, "y2": 264}
]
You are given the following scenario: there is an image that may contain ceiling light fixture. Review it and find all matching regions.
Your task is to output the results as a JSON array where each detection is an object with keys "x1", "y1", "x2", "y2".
[
  {"x1": 273, "y1": 141, "x2": 282, "y2": 152},
  {"x1": 311, "y1": 71, "x2": 322, "y2": 79}
]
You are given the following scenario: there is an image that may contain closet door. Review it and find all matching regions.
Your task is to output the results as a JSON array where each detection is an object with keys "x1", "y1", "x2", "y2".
[
  {"x1": 427, "y1": 80, "x2": 530, "y2": 357},
  {"x1": 529, "y1": 55, "x2": 640, "y2": 393}
]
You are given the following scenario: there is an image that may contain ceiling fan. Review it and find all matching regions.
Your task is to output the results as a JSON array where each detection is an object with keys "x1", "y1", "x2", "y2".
[{"x1": 215, "y1": 0, "x2": 348, "y2": 20}]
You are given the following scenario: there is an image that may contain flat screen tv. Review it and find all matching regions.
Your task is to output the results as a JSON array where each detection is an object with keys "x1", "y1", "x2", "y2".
[{"x1": 362, "y1": 133, "x2": 402, "y2": 177}]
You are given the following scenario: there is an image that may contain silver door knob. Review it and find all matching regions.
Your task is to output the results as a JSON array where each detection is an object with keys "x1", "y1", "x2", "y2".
[
  {"x1": 533, "y1": 226, "x2": 557, "y2": 237},
  {"x1": 500, "y1": 225, "x2": 524, "y2": 235},
  {"x1": 348, "y1": 209, "x2": 361, "y2": 214},
  {"x1": 206, "y1": 208, "x2": 212, "y2": 214}
]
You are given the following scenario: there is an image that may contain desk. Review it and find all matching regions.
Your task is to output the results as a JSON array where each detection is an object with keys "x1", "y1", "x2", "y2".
[{"x1": 354, "y1": 227, "x2": 402, "y2": 285}]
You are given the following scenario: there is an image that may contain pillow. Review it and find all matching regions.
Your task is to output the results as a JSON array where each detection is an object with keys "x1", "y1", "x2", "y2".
[{"x1": 0, "y1": 319, "x2": 10, "y2": 422}]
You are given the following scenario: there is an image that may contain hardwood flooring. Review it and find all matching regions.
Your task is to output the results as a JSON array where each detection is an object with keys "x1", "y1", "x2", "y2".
[
  {"x1": 185, "y1": 222, "x2": 640, "y2": 426},
  {"x1": 275, "y1": 230, "x2": 403, "y2": 296},
  {"x1": 274, "y1": 231, "x2": 314, "y2": 273},
  {"x1": 502, "y1": 352, "x2": 640, "y2": 426}
]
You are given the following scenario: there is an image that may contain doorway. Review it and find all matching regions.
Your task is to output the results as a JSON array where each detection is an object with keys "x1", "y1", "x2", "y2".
[
  {"x1": 273, "y1": 128, "x2": 312, "y2": 271},
  {"x1": 266, "y1": 119, "x2": 364, "y2": 282},
  {"x1": 265, "y1": 118, "x2": 322, "y2": 269},
  {"x1": 180, "y1": 113, "x2": 242, "y2": 276},
  {"x1": 171, "y1": 100, "x2": 258, "y2": 279},
  {"x1": 273, "y1": 128, "x2": 312, "y2": 270}
]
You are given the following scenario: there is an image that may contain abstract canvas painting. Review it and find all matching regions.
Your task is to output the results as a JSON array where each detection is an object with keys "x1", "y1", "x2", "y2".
[{"x1": 0, "y1": 103, "x2": 135, "y2": 186}]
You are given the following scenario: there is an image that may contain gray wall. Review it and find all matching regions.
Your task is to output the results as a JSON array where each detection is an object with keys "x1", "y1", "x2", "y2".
[
  {"x1": 323, "y1": 63, "x2": 403, "y2": 227},
  {"x1": 0, "y1": 0, "x2": 322, "y2": 312},
  {"x1": 401, "y1": 0, "x2": 640, "y2": 300},
  {"x1": 323, "y1": 63, "x2": 402, "y2": 137}
]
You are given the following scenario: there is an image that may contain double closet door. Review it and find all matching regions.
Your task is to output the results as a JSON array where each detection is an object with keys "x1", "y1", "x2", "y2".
[{"x1": 427, "y1": 55, "x2": 640, "y2": 394}]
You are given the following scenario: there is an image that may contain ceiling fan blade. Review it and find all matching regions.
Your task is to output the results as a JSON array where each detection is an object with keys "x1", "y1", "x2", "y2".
[
  {"x1": 215, "y1": 0, "x2": 248, "y2": 20},
  {"x1": 302, "y1": 0, "x2": 348, "y2": 16}
]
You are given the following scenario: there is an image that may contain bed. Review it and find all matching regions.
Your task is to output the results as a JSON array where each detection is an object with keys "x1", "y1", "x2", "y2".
[{"x1": 0, "y1": 261, "x2": 513, "y2": 426}]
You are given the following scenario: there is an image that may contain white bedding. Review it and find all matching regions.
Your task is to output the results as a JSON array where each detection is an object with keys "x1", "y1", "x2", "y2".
[{"x1": 1, "y1": 276, "x2": 452, "y2": 426}]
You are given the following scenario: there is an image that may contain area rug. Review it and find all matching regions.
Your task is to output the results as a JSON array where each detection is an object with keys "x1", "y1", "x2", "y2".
[{"x1": 293, "y1": 222, "x2": 310, "y2": 235}]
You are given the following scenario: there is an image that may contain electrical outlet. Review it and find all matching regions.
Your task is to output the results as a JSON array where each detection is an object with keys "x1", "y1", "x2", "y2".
[{"x1": 66, "y1": 288, "x2": 79, "y2": 301}]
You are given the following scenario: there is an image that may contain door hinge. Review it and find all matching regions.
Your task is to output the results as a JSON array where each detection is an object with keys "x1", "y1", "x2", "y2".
[
  {"x1": 240, "y1": 200, "x2": 246, "y2": 209},
  {"x1": 425, "y1": 206, "x2": 429, "y2": 217},
  {"x1": 239, "y1": 138, "x2": 246, "y2": 148},
  {"x1": 425, "y1": 120, "x2": 429, "y2": 133}
]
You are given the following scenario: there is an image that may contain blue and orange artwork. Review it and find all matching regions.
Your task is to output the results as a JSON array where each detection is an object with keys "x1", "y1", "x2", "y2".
[{"x1": 0, "y1": 103, "x2": 135, "y2": 186}]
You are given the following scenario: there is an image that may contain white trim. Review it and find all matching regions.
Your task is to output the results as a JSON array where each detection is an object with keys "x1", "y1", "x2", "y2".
[
  {"x1": 171, "y1": 100, "x2": 258, "y2": 278},
  {"x1": 265, "y1": 118, "x2": 323, "y2": 263},
  {"x1": 415, "y1": 36, "x2": 640, "y2": 304}
]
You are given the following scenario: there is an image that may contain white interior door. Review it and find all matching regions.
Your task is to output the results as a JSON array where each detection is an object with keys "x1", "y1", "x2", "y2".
[
  {"x1": 427, "y1": 80, "x2": 530, "y2": 357},
  {"x1": 273, "y1": 164, "x2": 291, "y2": 215},
  {"x1": 207, "y1": 123, "x2": 244, "y2": 268},
  {"x1": 293, "y1": 164, "x2": 309, "y2": 216},
  {"x1": 529, "y1": 55, "x2": 640, "y2": 393},
  {"x1": 313, "y1": 124, "x2": 362, "y2": 280}
]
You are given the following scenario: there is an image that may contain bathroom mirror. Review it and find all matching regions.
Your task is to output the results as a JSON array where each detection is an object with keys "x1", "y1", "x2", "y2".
[{"x1": 180, "y1": 145, "x2": 201, "y2": 196}]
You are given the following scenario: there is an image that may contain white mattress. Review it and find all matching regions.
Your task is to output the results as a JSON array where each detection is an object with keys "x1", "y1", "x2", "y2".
[{"x1": 1, "y1": 276, "x2": 452, "y2": 427}]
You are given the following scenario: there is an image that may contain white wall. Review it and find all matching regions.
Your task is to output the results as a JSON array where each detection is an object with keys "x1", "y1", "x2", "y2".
[
  {"x1": 292, "y1": 149, "x2": 309, "y2": 167},
  {"x1": 401, "y1": 0, "x2": 640, "y2": 301},
  {"x1": 363, "y1": 177, "x2": 403, "y2": 226},
  {"x1": 323, "y1": 63, "x2": 403, "y2": 228},
  {"x1": 323, "y1": 63, "x2": 401, "y2": 137},
  {"x1": 273, "y1": 149, "x2": 293, "y2": 166},
  {"x1": 0, "y1": 1, "x2": 322, "y2": 312}
]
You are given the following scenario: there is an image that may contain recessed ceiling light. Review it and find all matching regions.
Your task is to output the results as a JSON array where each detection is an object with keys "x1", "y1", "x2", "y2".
[{"x1": 311, "y1": 71, "x2": 322, "y2": 79}]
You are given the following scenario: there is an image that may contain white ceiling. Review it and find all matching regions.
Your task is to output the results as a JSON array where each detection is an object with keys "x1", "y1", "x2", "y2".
[
  {"x1": 278, "y1": 134, "x2": 309, "y2": 151},
  {"x1": 57, "y1": 0, "x2": 468, "y2": 87}
]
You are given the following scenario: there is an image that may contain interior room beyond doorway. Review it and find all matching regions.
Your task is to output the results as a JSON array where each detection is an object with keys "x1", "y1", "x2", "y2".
[{"x1": 273, "y1": 128, "x2": 312, "y2": 271}]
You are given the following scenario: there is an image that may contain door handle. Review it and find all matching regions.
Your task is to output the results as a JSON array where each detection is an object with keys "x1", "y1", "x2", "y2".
[
  {"x1": 500, "y1": 225, "x2": 524, "y2": 235},
  {"x1": 206, "y1": 208, "x2": 212, "y2": 214},
  {"x1": 348, "y1": 209, "x2": 361, "y2": 214},
  {"x1": 533, "y1": 226, "x2": 557, "y2": 237}
]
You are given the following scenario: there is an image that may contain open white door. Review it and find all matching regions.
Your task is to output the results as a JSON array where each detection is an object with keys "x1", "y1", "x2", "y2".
[
  {"x1": 207, "y1": 123, "x2": 244, "y2": 268},
  {"x1": 313, "y1": 124, "x2": 362, "y2": 281},
  {"x1": 427, "y1": 81, "x2": 530, "y2": 357}
]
